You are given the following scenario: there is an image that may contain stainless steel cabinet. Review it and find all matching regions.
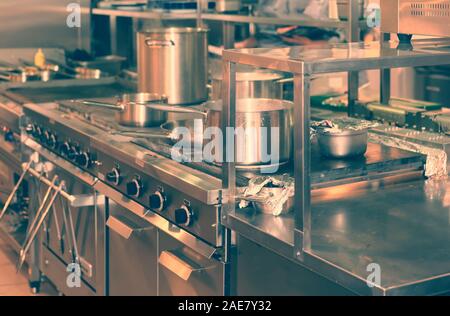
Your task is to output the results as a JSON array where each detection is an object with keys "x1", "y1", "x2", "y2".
[
  {"x1": 236, "y1": 235, "x2": 354, "y2": 296},
  {"x1": 107, "y1": 200, "x2": 157, "y2": 296},
  {"x1": 158, "y1": 232, "x2": 225, "y2": 296}
]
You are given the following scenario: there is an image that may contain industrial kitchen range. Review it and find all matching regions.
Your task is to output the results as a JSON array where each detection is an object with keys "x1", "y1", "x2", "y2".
[{"x1": 0, "y1": 0, "x2": 450, "y2": 299}]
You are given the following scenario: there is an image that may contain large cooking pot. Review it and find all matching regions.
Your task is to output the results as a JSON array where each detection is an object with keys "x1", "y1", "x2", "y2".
[
  {"x1": 80, "y1": 93, "x2": 169, "y2": 127},
  {"x1": 142, "y1": 99, "x2": 293, "y2": 167},
  {"x1": 137, "y1": 27, "x2": 209, "y2": 105},
  {"x1": 210, "y1": 71, "x2": 288, "y2": 100}
]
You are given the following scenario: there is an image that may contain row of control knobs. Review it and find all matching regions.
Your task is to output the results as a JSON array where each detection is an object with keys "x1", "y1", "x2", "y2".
[
  {"x1": 26, "y1": 124, "x2": 95, "y2": 168},
  {"x1": 27, "y1": 124, "x2": 194, "y2": 227},
  {"x1": 106, "y1": 168, "x2": 193, "y2": 226}
]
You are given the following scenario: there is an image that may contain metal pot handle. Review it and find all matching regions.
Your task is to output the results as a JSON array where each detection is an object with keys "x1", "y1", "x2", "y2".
[
  {"x1": 142, "y1": 103, "x2": 207, "y2": 116},
  {"x1": 145, "y1": 39, "x2": 175, "y2": 47},
  {"x1": 78, "y1": 100, "x2": 124, "y2": 111},
  {"x1": 0, "y1": 160, "x2": 33, "y2": 222}
]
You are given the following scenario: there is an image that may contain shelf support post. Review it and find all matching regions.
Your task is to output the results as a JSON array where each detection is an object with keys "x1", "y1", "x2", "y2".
[
  {"x1": 380, "y1": 33, "x2": 391, "y2": 105},
  {"x1": 294, "y1": 68, "x2": 311, "y2": 260}
]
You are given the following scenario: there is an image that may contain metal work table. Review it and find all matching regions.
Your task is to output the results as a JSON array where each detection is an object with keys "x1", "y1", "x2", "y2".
[
  {"x1": 221, "y1": 40, "x2": 450, "y2": 295},
  {"x1": 231, "y1": 177, "x2": 450, "y2": 295}
]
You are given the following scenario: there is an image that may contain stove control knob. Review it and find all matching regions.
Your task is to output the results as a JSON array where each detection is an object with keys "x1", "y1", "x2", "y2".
[
  {"x1": 67, "y1": 145, "x2": 79, "y2": 161},
  {"x1": 45, "y1": 131, "x2": 57, "y2": 148},
  {"x1": 106, "y1": 168, "x2": 121, "y2": 185},
  {"x1": 43, "y1": 130, "x2": 50, "y2": 143},
  {"x1": 174, "y1": 205, "x2": 193, "y2": 227},
  {"x1": 4, "y1": 130, "x2": 14, "y2": 142},
  {"x1": 126, "y1": 178, "x2": 143, "y2": 198},
  {"x1": 25, "y1": 124, "x2": 35, "y2": 135},
  {"x1": 149, "y1": 191, "x2": 166, "y2": 212},
  {"x1": 49, "y1": 134, "x2": 58, "y2": 149},
  {"x1": 34, "y1": 126, "x2": 43, "y2": 139},
  {"x1": 76, "y1": 152, "x2": 91, "y2": 168},
  {"x1": 60, "y1": 142, "x2": 71, "y2": 156}
]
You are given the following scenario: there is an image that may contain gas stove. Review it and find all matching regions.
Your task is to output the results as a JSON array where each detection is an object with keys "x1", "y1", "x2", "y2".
[{"x1": 22, "y1": 101, "x2": 224, "y2": 247}]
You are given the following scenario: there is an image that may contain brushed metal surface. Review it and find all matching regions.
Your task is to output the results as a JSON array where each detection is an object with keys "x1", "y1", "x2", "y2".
[
  {"x1": 210, "y1": 71, "x2": 285, "y2": 100},
  {"x1": 108, "y1": 202, "x2": 158, "y2": 296},
  {"x1": 158, "y1": 232, "x2": 225, "y2": 296},
  {"x1": 229, "y1": 177, "x2": 450, "y2": 295},
  {"x1": 0, "y1": 0, "x2": 91, "y2": 51},
  {"x1": 381, "y1": 0, "x2": 450, "y2": 37},
  {"x1": 317, "y1": 129, "x2": 368, "y2": 158},
  {"x1": 137, "y1": 28, "x2": 208, "y2": 105}
]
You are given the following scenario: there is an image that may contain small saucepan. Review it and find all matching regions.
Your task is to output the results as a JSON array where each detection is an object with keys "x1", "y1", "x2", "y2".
[{"x1": 79, "y1": 93, "x2": 175, "y2": 127}]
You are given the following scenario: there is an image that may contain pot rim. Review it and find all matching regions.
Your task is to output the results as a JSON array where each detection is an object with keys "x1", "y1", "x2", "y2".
[
  {"x1": 317, "y1": 128, "x2": 368, "y2": 137},
  {"x1": 204, "y1": 98, "x2": 293, "y2": 113},
  {"x1": 139, "y1": 27, "x2": 209, "y2": 34}
]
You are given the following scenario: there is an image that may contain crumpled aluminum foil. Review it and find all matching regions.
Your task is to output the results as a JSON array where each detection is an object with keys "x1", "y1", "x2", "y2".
[
  {"x1": 310, "y1": 117, "x2": 379, "y2": 138},
  {"x1": 237, "y1": 174, "x2": 294, "y2": 216},
  {"x1": 369, "y1": 133, "x2": 447, "y2": 179}
]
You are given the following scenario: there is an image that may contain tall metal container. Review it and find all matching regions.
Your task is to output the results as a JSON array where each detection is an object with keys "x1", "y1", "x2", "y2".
[{"x1": 137, "y1": 28, "x2": 209, "y2": 105}]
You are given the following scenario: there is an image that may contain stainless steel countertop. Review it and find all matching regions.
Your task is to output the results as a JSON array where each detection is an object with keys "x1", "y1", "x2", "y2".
[
  {"x1": 15, "y1": 82, "x2": 450, "y2": 295},
  {"x1": 230, "y1": 177, "x2": 450, "y2": 295}
]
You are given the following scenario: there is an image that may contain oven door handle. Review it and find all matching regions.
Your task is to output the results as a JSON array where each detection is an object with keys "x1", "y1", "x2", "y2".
[
  {"x1": 0, "y1": 160, "x2": 32, "y2": 221},
  {"x1": 106, "y1": 215, "x2": 154, "y2": 240},
  {"x1": 27, "y1": 166, "x2": 103, "y2": 207},
  {"x1": 17, "y1": 181, "x2": 64, "y2": 271},
  {"x1": 159, "y1": 250, "x2": 212, "y2": 281}
]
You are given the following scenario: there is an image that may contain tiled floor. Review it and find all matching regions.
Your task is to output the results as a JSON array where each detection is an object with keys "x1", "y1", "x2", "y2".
[{"x1": 0, "y1": 237, "x2": 57, "y2": 296}]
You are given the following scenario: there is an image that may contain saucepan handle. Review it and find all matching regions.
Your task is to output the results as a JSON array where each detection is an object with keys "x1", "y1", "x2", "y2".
[
  {"x1": 142, "y1": 103, "x2": 207, "y2": 116},
  {"x1": 78, "y1": 100, "x2": 124, "y2": 111}
]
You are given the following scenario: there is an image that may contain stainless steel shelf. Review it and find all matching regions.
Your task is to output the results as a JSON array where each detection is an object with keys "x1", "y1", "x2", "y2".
[
  {"x1": 223, "y1": 40, "x2": 450, "y2": 75},
  {"x1": 92, "y1": 8, "x2": 364, "y2": 28},
  {"x1": 92, "y1": 8, "x2": 198, "y2": 20},
  {"x1": 201, "y1": 13, "x2": 355, "y2": 28}
]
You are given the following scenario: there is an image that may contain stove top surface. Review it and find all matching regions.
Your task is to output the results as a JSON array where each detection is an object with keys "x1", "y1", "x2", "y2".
[{"x1": 27, "y1": 99, "x2": 427, "y2": 189}]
